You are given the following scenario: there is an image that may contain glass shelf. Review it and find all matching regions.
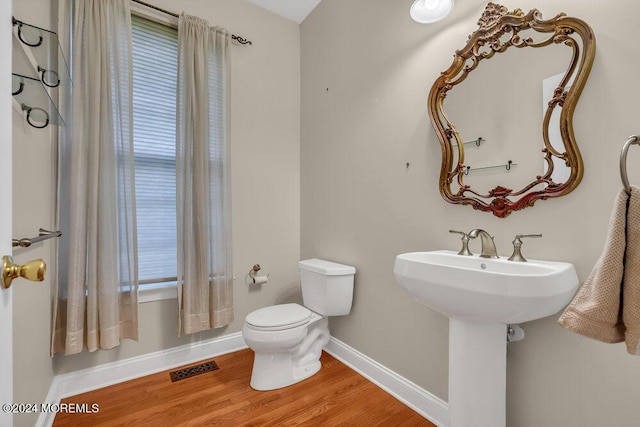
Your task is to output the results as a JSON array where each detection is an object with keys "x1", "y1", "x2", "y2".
[
  {"x1": 452, "y1": 137, "x2": 485, "y2": 148},
  {"x1": 12, "y1": 73, "x2": 64, "y2": 127},
  {"x1": 11, "y1": 17, "x2": 71, "y2": 128},
  {"x1": 12, "y1": 17, "x2": 70, "y2": 89}
]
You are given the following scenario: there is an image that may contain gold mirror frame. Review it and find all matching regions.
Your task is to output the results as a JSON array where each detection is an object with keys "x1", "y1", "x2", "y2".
[{"x1": 428, "y1": 3, "x2": 596, "y2": 217}]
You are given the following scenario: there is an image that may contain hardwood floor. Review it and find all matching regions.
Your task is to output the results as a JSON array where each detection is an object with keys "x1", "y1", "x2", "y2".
[{"x1": 53, "y1": 349, "x2": 435, "y2": 426}]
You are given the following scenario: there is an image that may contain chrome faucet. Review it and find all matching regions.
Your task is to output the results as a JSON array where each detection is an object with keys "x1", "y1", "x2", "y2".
[
  {"x1": 508, "y1": 233, "x2": 542, "y2": 262},
  {"x1": 468, "y1": 229, "x2": 499, "y2": 258},
  {"x1": 449, "y1": 230, "x2": 473, "y2": 256}
]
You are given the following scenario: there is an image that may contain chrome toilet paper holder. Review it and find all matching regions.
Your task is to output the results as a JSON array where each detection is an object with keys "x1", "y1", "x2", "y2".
[{"x1": 248, "y1": 264, "x2": 269, "y2": 285}]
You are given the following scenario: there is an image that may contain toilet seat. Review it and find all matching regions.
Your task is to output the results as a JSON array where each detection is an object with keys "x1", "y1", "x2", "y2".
[{"x1": 245, "y1": 303, "x2": 312, "y2": 331}]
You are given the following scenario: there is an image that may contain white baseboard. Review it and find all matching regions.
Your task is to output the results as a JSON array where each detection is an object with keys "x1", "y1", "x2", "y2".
[
  {"x1": 37, "y1": 332, "x2": 247, "y2": 427},
  {"x1": 38, "y1": 333, "x2": 449, "y2": 427},
  {"x1": 325, "y1": 337, "x2": 449, "y2": 427}
]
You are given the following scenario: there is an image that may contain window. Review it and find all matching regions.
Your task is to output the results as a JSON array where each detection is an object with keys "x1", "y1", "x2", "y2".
[{"x1": 131, "y1": 14, "x2": 178, "y2": 298}]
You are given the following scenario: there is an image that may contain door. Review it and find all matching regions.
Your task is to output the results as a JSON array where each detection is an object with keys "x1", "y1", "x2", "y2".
[{"x1": 1, "y1": 0, "x2": 14, "y2": 426}]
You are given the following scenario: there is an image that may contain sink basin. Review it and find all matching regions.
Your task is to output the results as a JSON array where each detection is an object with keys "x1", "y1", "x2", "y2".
[
  {"x1": 394, "y1": 249, "x2": 580, "y2": 426},
  {"x1": 394, "y1": 250, "x2": 579, "y2": 324}
]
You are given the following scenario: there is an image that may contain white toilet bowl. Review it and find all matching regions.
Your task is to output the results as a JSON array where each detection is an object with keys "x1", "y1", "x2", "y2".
[
  {"x1": 242, "y1": 259, "x2": 356, "y2": 391},
  {"x1": 242, "y1": 303, "x2": 329, "y2": 391}
]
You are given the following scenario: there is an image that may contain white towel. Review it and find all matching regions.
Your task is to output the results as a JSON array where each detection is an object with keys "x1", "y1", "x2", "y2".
[{"x1": 558, "y1": 186, "x2": 640, "y2": 355}]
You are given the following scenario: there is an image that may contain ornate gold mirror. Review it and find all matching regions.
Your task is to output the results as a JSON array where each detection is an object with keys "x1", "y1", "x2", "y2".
[{"x1": 428, "y1": 3, "x2": 595, "y2": 217}]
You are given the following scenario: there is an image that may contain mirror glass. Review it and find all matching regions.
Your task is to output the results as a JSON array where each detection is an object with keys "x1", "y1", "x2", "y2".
[{"x1": 428, "y1": 3, "x2": 595, "y2": 217}]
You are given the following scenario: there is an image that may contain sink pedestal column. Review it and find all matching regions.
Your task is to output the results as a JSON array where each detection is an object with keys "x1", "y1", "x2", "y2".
[{"x1": 449, "y1": 319, "x2": 506, "y2": 427}]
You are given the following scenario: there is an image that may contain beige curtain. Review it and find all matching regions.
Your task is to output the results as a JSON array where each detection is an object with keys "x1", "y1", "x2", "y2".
[
  {"x1": 52, "y1": 0, "x2": 138, "y2": 355},
  {"x1": 177, "y1": 14, "x2": 233, "y2": 335}
]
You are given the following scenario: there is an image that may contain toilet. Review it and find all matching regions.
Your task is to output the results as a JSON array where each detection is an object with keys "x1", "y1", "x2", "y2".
[{"x1": 242, "y1": 258, "x2": 356, "y2": 391}]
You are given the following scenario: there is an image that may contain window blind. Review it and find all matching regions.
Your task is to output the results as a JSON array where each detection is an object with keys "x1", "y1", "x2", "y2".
[{"x1": 131, "y1": 15, "x2": 178, "y2": 285}]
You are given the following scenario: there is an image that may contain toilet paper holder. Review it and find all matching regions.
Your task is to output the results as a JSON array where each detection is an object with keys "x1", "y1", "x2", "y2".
[{"x1": 248, "y1": 264, "x2": 269, "y2": 285}]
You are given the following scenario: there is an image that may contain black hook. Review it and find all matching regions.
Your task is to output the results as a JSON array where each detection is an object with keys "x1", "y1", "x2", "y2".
[
  {"x1": 13, "y1": 17, "x2": 43, "y2": 48},
  {"x1": 22, "y1": 104, "x2": 49, "y2": 129},
  {"x1": 506, "y1": 160, "x2": 513, "y2": 171},
  {"x1": 37, "y1": 66, "x2": 60, "y2": 88},
  {"x1": 12, "y1": 82, "x2": 24, "y2": 96}
]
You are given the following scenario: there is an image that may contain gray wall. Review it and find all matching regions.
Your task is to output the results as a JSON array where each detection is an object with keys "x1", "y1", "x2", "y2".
[
  {"x1": 300, "y1": 0, "x2": 640, "y2": 426},
  {"x1": 12, "y1": 1, "x2": 300, "y2": 426},
  {"x1": 13, "y1": 3, "x2": 59, "y2": 426}
]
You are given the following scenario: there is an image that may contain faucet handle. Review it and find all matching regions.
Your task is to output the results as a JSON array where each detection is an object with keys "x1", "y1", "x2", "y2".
[
  {"x1": 449, "y1": 230, "x2": 473, "y2": 256},
  {"x1": 508, "y1": 234, "x2": 542, "y2": 262}
]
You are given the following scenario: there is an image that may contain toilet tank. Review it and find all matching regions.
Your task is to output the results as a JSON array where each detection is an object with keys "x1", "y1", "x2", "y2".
[{"x1": 299, "y1": 258, "x2": 356, "y2": 316}]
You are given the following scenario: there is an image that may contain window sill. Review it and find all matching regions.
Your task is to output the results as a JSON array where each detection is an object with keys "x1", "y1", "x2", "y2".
[{"x1": 139, "y1": 283, "x2": 177, "y2": 303}]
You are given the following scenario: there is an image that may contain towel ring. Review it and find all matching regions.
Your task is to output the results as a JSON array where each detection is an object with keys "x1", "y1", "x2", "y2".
[{"x1": 620, "y1": 135, "x2": 640, "y2": 195}]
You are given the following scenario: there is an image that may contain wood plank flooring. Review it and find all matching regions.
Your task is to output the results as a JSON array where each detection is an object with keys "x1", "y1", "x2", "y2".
[{"x1": 53, "y1": 349, "x2": 435, "y2": 426}]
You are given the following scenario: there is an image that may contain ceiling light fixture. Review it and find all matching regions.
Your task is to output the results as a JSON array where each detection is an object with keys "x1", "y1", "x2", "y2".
[{"x1": 410, "y1": 0, "x2": 454, "y2": 24}]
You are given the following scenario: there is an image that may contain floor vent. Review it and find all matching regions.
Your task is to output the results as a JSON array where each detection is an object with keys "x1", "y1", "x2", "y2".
[{"x1": 170, "y1": 360, "x2": 219, "y2": 382}]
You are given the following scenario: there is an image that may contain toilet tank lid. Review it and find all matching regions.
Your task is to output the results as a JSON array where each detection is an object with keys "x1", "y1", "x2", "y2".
[{"x1": 299, "y1": 258, "x2": 356, "y2": 275}]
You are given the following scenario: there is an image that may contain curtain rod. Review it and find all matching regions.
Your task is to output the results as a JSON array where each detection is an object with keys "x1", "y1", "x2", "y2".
[{"x1": 131, "y1": 0, "x2": 253, "y2": 45}]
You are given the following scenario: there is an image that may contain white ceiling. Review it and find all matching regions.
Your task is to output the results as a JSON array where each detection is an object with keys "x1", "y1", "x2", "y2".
[{"x1": 247, "y1": 0, "x2": 322, "y2": 24}]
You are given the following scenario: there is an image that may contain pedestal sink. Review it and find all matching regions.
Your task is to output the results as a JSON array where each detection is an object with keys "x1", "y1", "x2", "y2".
[{"x1": 394, "y1": 250, "x2": 579, "y2": 427}]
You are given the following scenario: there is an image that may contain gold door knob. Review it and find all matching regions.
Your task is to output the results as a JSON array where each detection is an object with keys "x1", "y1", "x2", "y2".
[{"x1": 1, "y1": 255, "x2": 46, "y2": 290}]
